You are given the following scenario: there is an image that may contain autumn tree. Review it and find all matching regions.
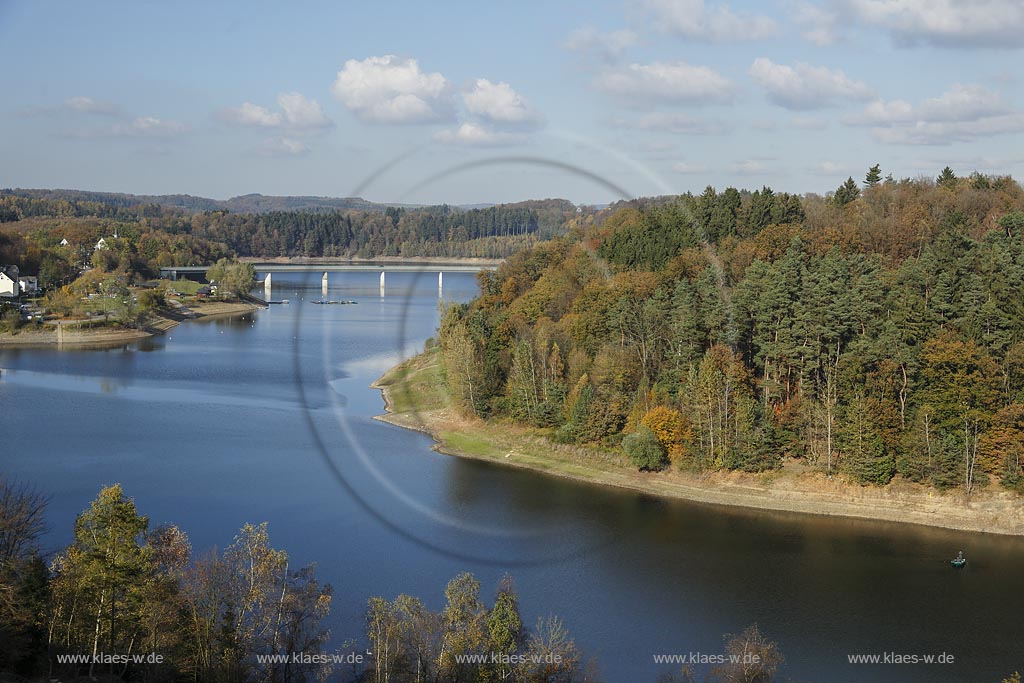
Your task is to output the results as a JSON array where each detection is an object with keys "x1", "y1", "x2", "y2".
[
  {"x1": 709, "y1": 625, "x2": 783, "y2": 683},
  {"x1": 440, "y1": 306, "x2": 484, "y2": 416},
  {"x1": 484, "y1": 575, "x2": 524, "y2": 683},
  {"x1": 206, "y1": 258, "x2": 256, "y2": 297},
  {"x1": 641, "y1": 405, "x2": 690, "y2": 464},
  {"x1": 916, "y1": 334, "x2": 1000, "y2": 492},
  {"x1": 980, "y1": 404, "x2": 1024, "y2": 491},
  {"x1": 48, "y1": 484, "x2": 153, "y2": 678},
  {"x1": 439, "y1": 572, "x2": 488, "y2": 680},
  {"x1": 0, "y1": 479, "x2": 48, "y2": 674}
]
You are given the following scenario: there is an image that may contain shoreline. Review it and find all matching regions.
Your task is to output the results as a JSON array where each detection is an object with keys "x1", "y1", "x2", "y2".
[
  {"x1": 0, "y1": 300, "x2": 262, "y2": 348},
  {"x1": 372, "y1": 349, "x2": 1024, "y2": 537}
]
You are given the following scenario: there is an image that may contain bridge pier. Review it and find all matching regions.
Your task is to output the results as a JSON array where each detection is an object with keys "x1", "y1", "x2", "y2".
[
  {"x1": 438, "y1": 271, "x2": 443, "y2": 298},
  {"x1": 379, "y1": 271, "x2": 385, "y2": 296},
  {"x1": 322, "y1": 272, "x2": 328, "y2": 297}
]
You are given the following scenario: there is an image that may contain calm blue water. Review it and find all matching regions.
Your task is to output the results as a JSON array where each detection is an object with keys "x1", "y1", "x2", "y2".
[{"x1": 1, "y1": 270, "x2": 1022, "y2": 682}]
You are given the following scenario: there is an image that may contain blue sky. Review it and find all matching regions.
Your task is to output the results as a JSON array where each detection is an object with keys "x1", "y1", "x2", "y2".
[{"x1": 2, "y1": 0, "x2": 1023, "y2": 205}]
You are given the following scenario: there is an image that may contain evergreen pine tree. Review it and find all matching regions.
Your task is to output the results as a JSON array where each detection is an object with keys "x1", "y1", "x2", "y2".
[
  {"x1": 833, "y1": 177, "x2": 861, "y2": 207},
  {"x1": 937, "y1": 166, "x2": 957, "y2": 187},
  {"x1": 864, "y1": 164, "x2": 882, "y2": 187}
]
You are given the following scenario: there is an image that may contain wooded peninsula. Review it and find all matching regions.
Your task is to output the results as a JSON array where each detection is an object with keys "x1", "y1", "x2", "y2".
[{"x1": 424, "y1": 168, "x2": 1024, "y2": 525}]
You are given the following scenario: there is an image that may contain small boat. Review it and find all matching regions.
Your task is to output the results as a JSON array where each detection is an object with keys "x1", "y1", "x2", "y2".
[{"x1": 951, "y1": 551, "x2": 966, "y2": 568}]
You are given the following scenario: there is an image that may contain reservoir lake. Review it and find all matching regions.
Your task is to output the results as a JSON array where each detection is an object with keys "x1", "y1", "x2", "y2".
[{"x1": 2, "y1": 270, "x2": 1022, "y2": 682}]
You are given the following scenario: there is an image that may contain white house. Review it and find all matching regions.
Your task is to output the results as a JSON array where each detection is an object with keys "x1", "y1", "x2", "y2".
[
  {"x1": 19, "y1": 276, "x2": 38, "y2": 294},
  {"x1": 59, "y1": 238, "x2": 70, "y2": 247},
  {"x1": 0, "y1": 266, "x2": 19, "y2": 298},
  {"x1": 94, "y1": 237, "x2": 108, "y2": 251}
]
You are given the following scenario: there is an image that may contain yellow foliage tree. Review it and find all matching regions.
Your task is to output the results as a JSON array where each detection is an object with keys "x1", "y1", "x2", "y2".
[{"x1": 640, "y1": 405, "x2": 692, "y2": 464}]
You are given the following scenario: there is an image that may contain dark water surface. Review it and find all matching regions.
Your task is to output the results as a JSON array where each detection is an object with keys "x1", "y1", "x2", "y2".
[{"x1": 1, "y1": 271, "x2": 1021, "y2": 682}]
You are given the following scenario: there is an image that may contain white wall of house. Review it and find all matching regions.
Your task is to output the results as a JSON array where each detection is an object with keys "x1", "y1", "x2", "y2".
[
  {"x1": 0, "y1": 272, "x2": 18, "y2": 297},
  {"x1": 19, "y1": 277, "x2": 38, "y2": 293}
]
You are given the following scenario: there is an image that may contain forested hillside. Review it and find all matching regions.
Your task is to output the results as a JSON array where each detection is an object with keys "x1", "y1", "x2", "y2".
[
  {"x1": 440, "y1": 170, "x2": 1024, "y2": 494},
  {"x1": 0, "y1": 192, "x2": 577, "y2": 287}
]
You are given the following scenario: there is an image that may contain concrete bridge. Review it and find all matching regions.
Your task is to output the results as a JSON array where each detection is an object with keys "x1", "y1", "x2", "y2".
[
  {"x1": 160, "y1": 261, "x2": 497, "y2": 280},
  {"x1": 160, "y1": 260, "x2": 499, "y2": 297}
]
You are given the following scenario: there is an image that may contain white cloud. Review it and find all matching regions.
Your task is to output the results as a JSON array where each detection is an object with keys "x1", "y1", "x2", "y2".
[
  {"x1": 846, "y1": 83, "x2": 1024, "y2": 144},
  {"x1": 462, "y1": 79, "x2": 541, "y2": 126},
  {"x1": 595, "y1": 61, "x2": 735, "y2": 104},
  {"x1": 926, "y1": 85, "x2": 1013, "y2": 121},
  {"x1": 60, "y1": 104, "x2": 186, "y2": 139},
  {"x1": 848, "y1": 0, "x2": 1024, "y2": 48},
  {"x1": 64, "y1": 96, "x2": 118, "y2": 115},
  {"x1": 638, "y1": 0, "x2": 778, "y2": 41},
  {"x1": 331, "y1": 55, "x2": 453, "y2": 124},
  {"x1": 871, "y1": 115, "x2": 1024, "y2": 145},
  {"x1": 221, "y1": 93, "x2": 332, "y2": 130},
  {"x1": 433, "y1": 122, "x2": 522, "y2": 147},
  {"x1": 223, "y1": 102, "x2": 282, "y2": 127},
  {"x1": 564, "y1": 27, "x2": 638, "y2": 61},
  {"x1": 792, "y1": 2, "x2": 840, "y2": 46},
  {"x1": 276, "y1": 92, "x2": 332, "y2": 129},
  {"x1": 749, "y1": 57, "x2": 874, "y2": 110},
  {"x1": 611, "y1": 112, "x2": 732, "y2": 135},
  {"x1": 110, "y1": 117, "x2": 186, "y2": 137},
  {"x1": 853, "y1": 98, "x2": 916, "y2": 124},
  {"x1": 730, "y1": 159, "x2": 771, "y2": 175},
  {"x1": 672, "y1": 161, "x2": 709, "y2": 174},
  {"x1": 257, "y1": 136, "x2": 309, "y2": 157},
  {"x1": 814, "y1": 160, "x2": 850, "y2": 174}
]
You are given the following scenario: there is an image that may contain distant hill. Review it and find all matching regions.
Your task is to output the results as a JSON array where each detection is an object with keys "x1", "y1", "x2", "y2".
[
  {"x1": 1, "y1": 189, "x2": 583, "y2": 216},
  {"x1": 218, "y1": 193, "x2": 417, "y2": 213},
  {"x1": 0, "y1": 189, "x2": 417, "y2": 214}
]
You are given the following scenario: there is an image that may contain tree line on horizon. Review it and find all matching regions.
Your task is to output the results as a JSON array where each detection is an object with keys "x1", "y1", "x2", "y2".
[
  {"x1": 0, "y1": 193, "x2": 576, "y2": 289},
  {"x1": 439, "y1": 168, "x2": 1024, "y2": 493}
]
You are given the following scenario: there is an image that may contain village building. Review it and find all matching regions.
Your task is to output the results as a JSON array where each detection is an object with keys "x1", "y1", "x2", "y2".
[
  {"x1": 19, "y1": 276, "x2": 38, "y2": 294},
  {"x1": 0, "y1": 265, "x2": 20, "y2": 298}
]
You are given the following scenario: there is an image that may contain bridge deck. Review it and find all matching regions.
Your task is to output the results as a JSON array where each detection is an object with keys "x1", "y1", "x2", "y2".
[{"x1": 161, "y1": 262, "x2": 496, "y2": 276}]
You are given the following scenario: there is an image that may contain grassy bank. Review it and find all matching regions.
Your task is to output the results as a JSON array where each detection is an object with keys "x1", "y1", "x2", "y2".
[{"x1": 373, "y1": 347, "x2": 1024, "y2": 536}]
